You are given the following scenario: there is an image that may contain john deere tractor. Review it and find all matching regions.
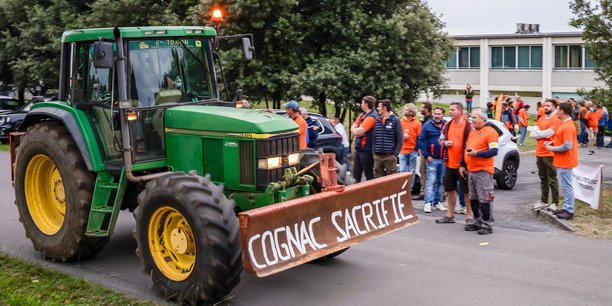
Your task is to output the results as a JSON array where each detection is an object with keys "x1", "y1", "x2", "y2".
[{"x1": 10, "y1": 26, "x2": 418, "y2": 304}]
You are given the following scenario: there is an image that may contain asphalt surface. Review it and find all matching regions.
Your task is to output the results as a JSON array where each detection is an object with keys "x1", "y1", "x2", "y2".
[{"x1": 1, "y1": 147, "x2": 612, "y2": 305}]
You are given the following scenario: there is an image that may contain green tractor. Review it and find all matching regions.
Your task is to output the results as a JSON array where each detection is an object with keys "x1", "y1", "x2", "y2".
[{"x1": 10, "y1": 26, "x2": 418, "y2": 304}]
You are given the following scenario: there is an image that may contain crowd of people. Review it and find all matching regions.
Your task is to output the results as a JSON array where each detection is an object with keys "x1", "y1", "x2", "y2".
[
  {"x1": 284, "y1": 90, "x2": 602, "y2": 232},
  {"x1": 348, "y1": 96, "x2": 499, "y2": 235}
]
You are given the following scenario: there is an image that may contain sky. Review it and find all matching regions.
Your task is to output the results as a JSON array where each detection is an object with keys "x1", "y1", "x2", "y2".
[{"x1": 425, "y1": 0, "x2": 579, "y2": 35}]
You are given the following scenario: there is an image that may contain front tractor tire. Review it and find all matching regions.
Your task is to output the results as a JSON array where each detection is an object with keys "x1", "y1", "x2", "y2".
[
  {"x1": 13, "y1": 121, "x2": 108, "y2": 261},
  {"x1": 134, "y1": 172, "x2": 242, "y2": 304}
]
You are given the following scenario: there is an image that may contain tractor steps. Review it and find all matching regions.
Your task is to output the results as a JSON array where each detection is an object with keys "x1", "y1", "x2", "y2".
[{"x1": 86, "y1": 170, "x2": 127, "y2": 237}]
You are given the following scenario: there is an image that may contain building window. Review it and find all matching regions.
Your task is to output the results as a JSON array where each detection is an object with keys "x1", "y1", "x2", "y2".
[
  {"x1": 446, "y1": 46, "x2": 480, "y2": 69},
  {"x1": 554, "y1": 45, "x2": 593, "y2": 70},
  {"x1": 585, "y1": 47, "x2": 596, "y2": 69},
  {"x1": 491, "y1": 46, "x2": 542, "y2": 70}
]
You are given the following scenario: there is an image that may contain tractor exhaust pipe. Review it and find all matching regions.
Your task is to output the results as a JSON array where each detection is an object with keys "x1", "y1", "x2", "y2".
[{"x1": 113, "y1": 27, "x2": 171, "y2": 183}]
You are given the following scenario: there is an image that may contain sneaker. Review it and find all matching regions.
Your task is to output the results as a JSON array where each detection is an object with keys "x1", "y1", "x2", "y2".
[
  {"x1": 532, "y1": 201, "x2": 549, "y2": 210},
  {"x1": 556, "y1": 210, "x2": 574, "y2": 220},
  {"x1": 433, "y1": 203, "x2": 447, "y2": 211},
  {"x1": 454, "y1": 206, "x2": 467, "y2": 215},
  {"x1": 478, "y1": 227, "x2": 493, "y2": 235},
  {"x1": 435, "y1": 216, "x2": 455, "y2": 224},
  {"x1": 424, "y1": 203, "x2": 432, "y2": 213},
  {"x1": 546, "y1": 204, "x2": 558, "y2": 212},
  {"x1": 588, "y1": 151, "x2": 594, "y2": 155},
  {"x1": 464, "y1": 223, "x2": 480, "y2": 231}
]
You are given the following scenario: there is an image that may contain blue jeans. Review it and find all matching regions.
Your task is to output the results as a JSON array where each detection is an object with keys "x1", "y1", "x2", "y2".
[
  {"x1": 578, "y1": 121, "x2": 587, "y2": 143},
  {"x1": 519, "y1": 126, "x2": 527, "y2": 145},
  {"x1": 466, "y1": 101, "x2": 472, "y2": 113},
  {"x1": 596, "y1": 126, "x2": 605, "y2": 147},
  {"x1": 557, "y1": 168, "x2": 574, "y2": 214},
  {"x1": 424, "y1": 158, "x2": 444, "y2": 204},
  {"x1": 399, "y1": 150, "x2": 418, "y2": 188},
  {"x1": 458, "y1": 179, "x2": 465, "y2": 207},
  {"x1": 343, "y1": 146, "x2": 350, "y2": 169}
]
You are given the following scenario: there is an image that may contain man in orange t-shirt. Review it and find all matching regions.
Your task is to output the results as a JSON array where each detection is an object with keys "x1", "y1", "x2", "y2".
[
  {"x1": 462, "y1": 109, "x2": 499, "y2": 235},
  {"x1": 585, "y1": 103, "x2": 602, "y2": 154},
  {"x1": 351, "y1": 95, "x2": 379, "y2": 182},
  {"x1": 530, "y1": 99, "x2": 562, "y2": 210},
  {"x1": 436, "y1": 102, "x2": 472, "y2": 224},
  {"x1": 544, "y1": 103, "x2": 578, "y2": 220},
  {"x1": 399, "y1": 103, "x2": 422, "y2": 189},
  {"x1": 517, "y1": 104, "x2": 530, "y2": 146},
  {"x1": 536, "y1": 102, "x2": 545, "y2": 121},
  {"x1": 284, "y1": 100, "x2": 307, "y2": 149}
]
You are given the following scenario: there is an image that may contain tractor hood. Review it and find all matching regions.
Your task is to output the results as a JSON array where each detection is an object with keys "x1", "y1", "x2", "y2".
[{"x1": 164, "y1": 105, "x2": 298, "y2": 135}]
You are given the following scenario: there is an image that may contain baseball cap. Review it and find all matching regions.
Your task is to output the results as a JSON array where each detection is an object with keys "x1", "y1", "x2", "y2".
[{"x1": 283, "y1": 100, "x2": 299, "y2": 110}]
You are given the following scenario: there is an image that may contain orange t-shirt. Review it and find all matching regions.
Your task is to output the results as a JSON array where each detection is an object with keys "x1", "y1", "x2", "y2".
[
  {"x1": 400, "y1": 117, "x2": 422, "y2": 154},
  {"x1": 586, "y1": 109, "x2": 602, "y2": 129},
  {"x1": 464, "y1": 125, "x2": 499, "y2": 174},
  {"x1": 446, "y1": 119, "x2": 468, "y2": 169},
  {"x1": 518, "y1": 109, "x2": 529, "y2": 127},
  {"x1": 354, "y1": 113, "x2": 376, "y2": 148},
  {"x1": 535, "y1": 114, "x2": 562, "y2": 157},
  {"x1": 294, "y1": 115, "x2": 308, "y2": 149},
  {"x1": 553, "y1": 119, "x2": 578, "y2": 168},
  {"x1": 537, "y1": 106, "x2": 544, "y2": 118}
]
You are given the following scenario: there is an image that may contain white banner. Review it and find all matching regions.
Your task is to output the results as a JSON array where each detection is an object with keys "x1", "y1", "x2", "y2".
[{"x1": 572, "y1": 164, "x2": 603, "y2": 209}]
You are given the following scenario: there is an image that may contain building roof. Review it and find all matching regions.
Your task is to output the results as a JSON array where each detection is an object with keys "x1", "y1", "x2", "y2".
[{"x1": 450, "y1": 31, "x2": 583, "y2": 40}]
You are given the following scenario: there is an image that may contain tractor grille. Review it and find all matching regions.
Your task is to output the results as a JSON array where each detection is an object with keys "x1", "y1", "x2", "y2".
[
  {"x1": 255, "y1": 133, "x2": 300, "y2": 190},
  {"x1": 239, "y1": 141, "x2": 255, "y2": 185}
]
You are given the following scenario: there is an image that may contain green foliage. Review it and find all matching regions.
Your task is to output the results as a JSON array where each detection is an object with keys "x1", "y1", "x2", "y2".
[
  {"x1": 570, "y1": 0, "x2": 612, "y2": 87},
  {"x1": 577, "y1": 87, "x2": 612, "y2": 108}
]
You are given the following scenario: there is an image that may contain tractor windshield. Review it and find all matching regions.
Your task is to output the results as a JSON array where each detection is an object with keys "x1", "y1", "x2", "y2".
[{"x1": 128, "y1": 38, "x2": 216, "y2": 107}]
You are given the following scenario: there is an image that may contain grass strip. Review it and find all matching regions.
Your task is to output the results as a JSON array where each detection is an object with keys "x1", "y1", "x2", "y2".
[{"x1": 0, "y1": 255, "x2": 153, "y2": 306}]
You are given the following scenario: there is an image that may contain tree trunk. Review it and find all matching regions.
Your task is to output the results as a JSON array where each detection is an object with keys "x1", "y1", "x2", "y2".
[
  {"x1": 318, "y1": 93, "x2": 326, "y2": 117},
  {"x1": 334, "y1": 102, "x2": 341, "y2": 119},
  {"x1": 18, "y1": 87, "x2": 25, "y2": 105},
  {"x1": 265, "y1": 96, "x2": 269, "y2": 109}
]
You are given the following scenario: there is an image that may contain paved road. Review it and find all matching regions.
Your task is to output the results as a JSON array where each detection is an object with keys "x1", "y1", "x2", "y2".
[{"x1": 1, "y1": 148, "x2": 612, "y2": 305}]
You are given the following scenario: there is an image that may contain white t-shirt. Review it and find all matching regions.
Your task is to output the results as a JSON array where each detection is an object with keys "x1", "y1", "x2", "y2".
[{"x1": 334, "y1": 122, "x2": 350, "y2": 147}]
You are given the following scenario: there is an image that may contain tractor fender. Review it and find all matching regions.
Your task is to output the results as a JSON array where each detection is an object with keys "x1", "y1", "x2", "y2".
[{"x1": 18, "y1": 107, "x2": 104, "y2": 172}]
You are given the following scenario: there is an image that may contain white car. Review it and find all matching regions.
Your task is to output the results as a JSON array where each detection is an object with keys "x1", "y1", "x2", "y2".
[{"x1": 412, "y1": 118, "x2": 520, "y2": 192}]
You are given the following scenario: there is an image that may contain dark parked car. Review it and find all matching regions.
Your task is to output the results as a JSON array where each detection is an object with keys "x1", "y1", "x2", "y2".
[
  {"x1": 274, "y1": 110, "x2": 345, "y2": 163},
  {"x1": 0, "y1": 96, "x2": 20, "y2": 114},
  {"x1": 0, "y1": 100, "x2": 35, "y2": 143}
]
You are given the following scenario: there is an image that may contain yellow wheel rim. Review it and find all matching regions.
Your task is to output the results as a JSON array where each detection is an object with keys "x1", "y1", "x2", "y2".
[
  {"x1": 24, "y1": 154, "x2": 66, "y2": 235},
  {"x1": 148, "y1": 206, "x2": 196, "y2": 281}
]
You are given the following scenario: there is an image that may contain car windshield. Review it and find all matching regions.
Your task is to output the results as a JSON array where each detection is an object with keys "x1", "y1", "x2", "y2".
[
  {"x1": 127, "y1": 38, "x2": 215, "y2": 107},
  {"x1": 0, "y1": 99, "x2": 20, "y2": 111}
]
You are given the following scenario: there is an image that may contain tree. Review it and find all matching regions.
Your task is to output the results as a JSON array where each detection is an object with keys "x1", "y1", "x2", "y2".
[
  {"x1": 291, "y1": 0, "x2": 452, "y2": 118},
  {"x1": 570, "y1": 0, "x2": 612, "y2": 87}
]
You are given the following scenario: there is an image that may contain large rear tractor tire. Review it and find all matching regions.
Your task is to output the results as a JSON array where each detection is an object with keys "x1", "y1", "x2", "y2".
[
  {"x1": 134, "y1": 172, "x2": 242, "y2": 304},
  {"x1": 13, "y1": 121, "x2": 108, "y2": 261},
  {"x1": 300, "y1": 149, "x2": 353, "y2": 259}
]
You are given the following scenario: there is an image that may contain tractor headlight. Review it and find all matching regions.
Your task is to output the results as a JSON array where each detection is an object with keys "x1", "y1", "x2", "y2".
[
  {"x1": 287, "y1": 153, "x2": 300, "y2": 165},
  {"x1": 258, "y1": 157, "x2": 282, "y2": 170}
]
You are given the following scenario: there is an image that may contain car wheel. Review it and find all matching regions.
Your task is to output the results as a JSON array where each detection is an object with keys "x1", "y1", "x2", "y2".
[{"x1": 496, "y1": 159, "x2": 517, "y2": 190}]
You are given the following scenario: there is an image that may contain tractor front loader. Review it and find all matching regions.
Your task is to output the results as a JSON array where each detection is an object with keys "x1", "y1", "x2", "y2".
[{"x1": 10, "y1": 26, "x2": 418, "y2": 304}]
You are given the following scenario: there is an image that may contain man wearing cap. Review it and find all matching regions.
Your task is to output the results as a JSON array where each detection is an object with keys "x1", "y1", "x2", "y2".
[
  {"x1": 351, "y1": 95, "x2": 379, "y2": 182},
  {"x1": 284, "y1": 100, "x2": 307, "y2": 149}
]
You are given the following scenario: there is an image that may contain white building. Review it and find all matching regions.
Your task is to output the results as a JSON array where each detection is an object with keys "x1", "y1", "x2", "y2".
[{"x1": 426, "y1": 30, "x2": 605, "y2": 109}]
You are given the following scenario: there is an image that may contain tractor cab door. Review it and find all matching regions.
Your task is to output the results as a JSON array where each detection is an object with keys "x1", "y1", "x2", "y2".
[{"x1": 69, "y1": 42, "x2": 123, "y2": 163}]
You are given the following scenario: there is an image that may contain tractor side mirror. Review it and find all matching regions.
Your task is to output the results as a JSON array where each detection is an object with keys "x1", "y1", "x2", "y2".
[
  {"x1": 93, "y1": 40, "x2": 114, "y2": 69},
  {"x1": 242, "y1": 37, "x2": 254, "y2": 61}
]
